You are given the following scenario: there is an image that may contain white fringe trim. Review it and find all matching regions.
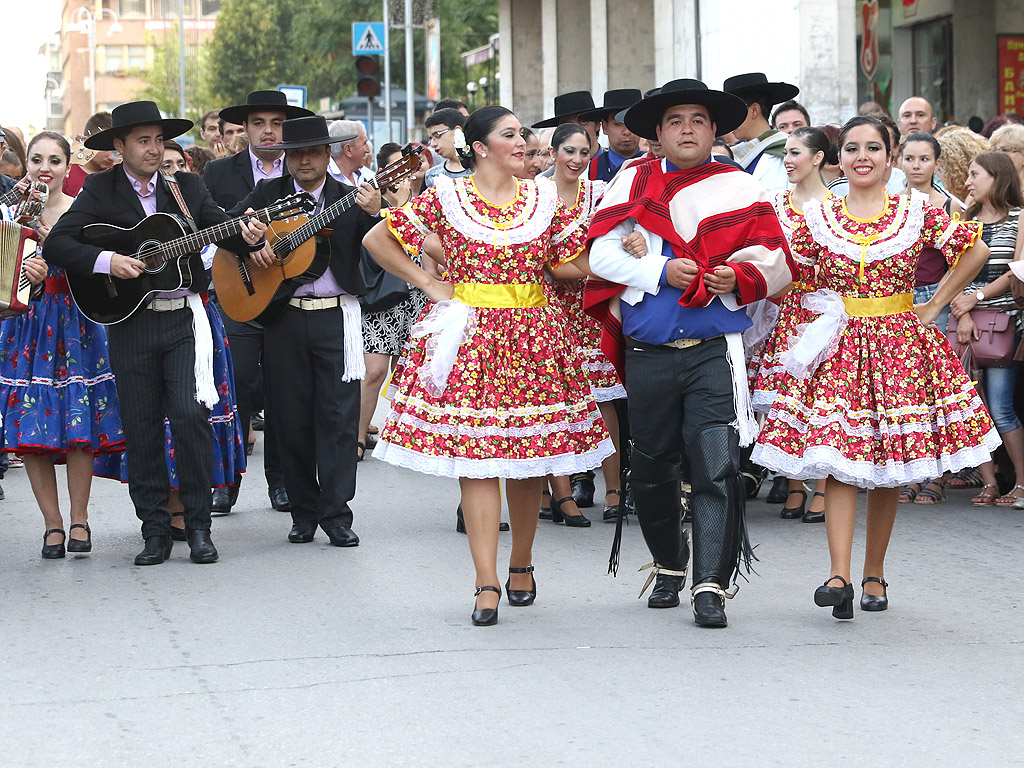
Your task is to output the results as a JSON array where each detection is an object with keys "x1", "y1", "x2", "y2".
[
  {"x1": 374, "y1": 437, "x2": 616, "y2": 479},
  {"x1": 187, "y1": 294, "x2": 218, "y2": 410}
]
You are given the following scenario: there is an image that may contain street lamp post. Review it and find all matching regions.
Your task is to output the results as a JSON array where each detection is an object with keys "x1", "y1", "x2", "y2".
[{"x1": 69, "y1": 6, "x2": 122, "y2": 119}]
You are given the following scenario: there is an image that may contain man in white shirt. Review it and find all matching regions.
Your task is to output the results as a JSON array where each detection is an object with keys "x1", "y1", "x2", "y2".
[{"x1": 328, "y1": 120, "x2": 372, "y2": 187}]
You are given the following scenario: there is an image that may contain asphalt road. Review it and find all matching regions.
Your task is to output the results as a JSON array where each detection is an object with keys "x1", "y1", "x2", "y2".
[{"x1": 2, "y1": 424, "x2": 1023, "y2": 767}]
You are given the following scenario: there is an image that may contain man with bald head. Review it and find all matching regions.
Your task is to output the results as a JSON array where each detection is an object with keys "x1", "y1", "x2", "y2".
[{"x1": 897, "y1": 97, "x2": 937, "y2": 135}]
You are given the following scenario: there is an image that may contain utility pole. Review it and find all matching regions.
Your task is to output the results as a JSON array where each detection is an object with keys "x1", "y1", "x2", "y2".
[
  {"x1": 404, "y1": 0, "x2": 414, "y2": 142},
  {"x1": 383, "y1": 0, "x2": 392, "y2": 142},
  {"x1": 178, "y1": 0, "x2": 187, "y2": 119}
]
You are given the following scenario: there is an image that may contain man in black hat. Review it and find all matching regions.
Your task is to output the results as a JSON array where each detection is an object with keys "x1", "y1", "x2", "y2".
[
  {"x1": 235, "y1": 115, "x2": 379, "y2": 548},
  {"x1": 723, "y1": 72, "x2": 800, "y2": 193},
  {"x1": 203, "y1": 90, "x2": 313, "y2": 516},
  {"x1": 579, "y1": 89, "x2": 643, "y2": 182},
  {"x1": 578, "y1": 80, "x2": 795, "y2": 627},
  {"x1": 44, "y1": 101, "x2": 269, "y2": 566}
]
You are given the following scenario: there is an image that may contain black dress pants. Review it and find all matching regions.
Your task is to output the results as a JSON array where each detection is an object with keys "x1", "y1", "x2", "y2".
[
  {"x1": 263, "y1": 305, "x2": 359, "y2": 528},
  {"x1": 107, "y1": 307, "x2": 213, "y2": 537}
]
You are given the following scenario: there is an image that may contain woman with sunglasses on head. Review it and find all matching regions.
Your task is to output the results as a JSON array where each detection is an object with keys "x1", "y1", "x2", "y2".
[
  {"x1": 753, "y1": 116, "x2": 995, "y2": 619},
  {"x1": 949, "y1": 151, "x2": 1024, "y2": 508},
  {"x1": 752, "y1": 126, "x2": 835, "y2": 524},
  {"x1": 364, "y1": 106, "x2": 613, "y2": 626},
  {"x1": 0, "y1": 132, "x2": 125, "y2": 558}
]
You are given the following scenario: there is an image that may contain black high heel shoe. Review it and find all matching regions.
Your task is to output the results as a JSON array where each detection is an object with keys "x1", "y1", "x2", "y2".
[
  {"x1": 550, "y1": 496, "x2": 591, "y2": 527},
  {"x1": 67, "y1": 523, "x2": 92, "y2": 553},
  {"x1": 802, "y1": 491, "x2": 826, "y2": 523},
  {"x1": 455, "y1": 506, "x2": 509, "y2": 533},
  {"x1": 472, "y1": 585, "x2": 501, "y2": 626},
  {"x1": 814, "y1": 575, "x2": 855, "y2": 619},
  {"x1": 41, "y1": 528, "x2": 66, "y2": 559},
  {"x1": 860, "y1": 577, "x2": 888, "y2": 611},
  {"x1": 505, "y1": 566, "x2": 536, "y2": 606},
  {"x1": 780, "y1": 489, "x2": 807, "y2": 519},
  {"x1": 602, "y1": 489, "x2": 622, "y2": 523}
]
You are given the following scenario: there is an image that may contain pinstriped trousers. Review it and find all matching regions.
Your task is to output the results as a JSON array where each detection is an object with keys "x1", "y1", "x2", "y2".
[{"x1": 107, "y1": 306, "x2": 213, "y2": 538}]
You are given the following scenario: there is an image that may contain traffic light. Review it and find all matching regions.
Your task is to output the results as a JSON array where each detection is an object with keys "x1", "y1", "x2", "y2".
[{"x1": 356, "y1": 55, "x2": 381, "y2": 98}]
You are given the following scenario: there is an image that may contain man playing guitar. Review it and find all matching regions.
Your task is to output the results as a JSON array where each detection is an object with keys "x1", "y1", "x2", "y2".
[
  {"x1": 235, "y1": 115, "x2": 379, "y2": 548},
  {"x1": 44, "y1": 101, "x2": 268, "y2": 566}
]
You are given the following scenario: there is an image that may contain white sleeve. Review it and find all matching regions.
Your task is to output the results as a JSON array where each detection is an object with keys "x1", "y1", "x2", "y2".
[{"x1": 589, "y1": 218, "x2": 669, "y2": 297}]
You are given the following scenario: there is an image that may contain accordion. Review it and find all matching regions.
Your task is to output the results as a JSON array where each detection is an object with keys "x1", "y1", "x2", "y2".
[{"x1": 0, "y1": 220, "x2": 37, "y2": 320}]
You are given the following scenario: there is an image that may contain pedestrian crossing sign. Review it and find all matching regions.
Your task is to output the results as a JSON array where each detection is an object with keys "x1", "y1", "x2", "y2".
[{"x1": 352, "y1": 22, "x2": 386, "y2": 55}]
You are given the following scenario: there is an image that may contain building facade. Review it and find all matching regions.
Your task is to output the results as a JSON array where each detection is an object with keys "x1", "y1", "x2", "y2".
[
  {"x1": 500, "y1": 0, "x2": 1022, "y2": 131},
  {"x1": 59, "y1": 0, "x2": 219, "y2": 136}
]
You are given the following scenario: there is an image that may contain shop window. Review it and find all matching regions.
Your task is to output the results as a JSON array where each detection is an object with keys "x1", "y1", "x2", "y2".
[{"x1": 912, "y1": 16, "x2": 953, "y2": 123}]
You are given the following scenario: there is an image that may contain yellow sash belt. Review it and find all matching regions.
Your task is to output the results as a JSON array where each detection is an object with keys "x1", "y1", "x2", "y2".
[
  {"x1": 843, "y1": 292, "x2": 913, "y2": 317},
  {"x1": 453, "y1": 283, "x2": 547, "y2": 308}
]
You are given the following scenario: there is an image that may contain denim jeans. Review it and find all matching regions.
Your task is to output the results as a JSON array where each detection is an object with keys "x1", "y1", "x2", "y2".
[
  {"x1": 914, "y1": 282, "x2": 952, "y2": 333},
  {"x1": 982, "y1": 364, "x2": 1022, "y2": 433}
]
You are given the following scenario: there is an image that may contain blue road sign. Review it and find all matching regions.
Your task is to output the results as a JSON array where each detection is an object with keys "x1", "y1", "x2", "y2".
[{"x1": 352, "y1": 22, "x2": 386, "y2": 55}]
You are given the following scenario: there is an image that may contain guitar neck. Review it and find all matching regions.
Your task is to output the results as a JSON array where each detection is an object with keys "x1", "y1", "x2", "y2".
[
  {"x1": 281, "y1": 183, "x2": 372, "y2": 252},
  {"x1": 0, "y1": 187, "x2": 22, "y2": 208},
  {"x1": 152, "y1": 207, "x2": 275, "y2": 265}
]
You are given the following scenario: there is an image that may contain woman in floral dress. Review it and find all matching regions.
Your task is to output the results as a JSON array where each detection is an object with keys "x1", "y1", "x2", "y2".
[
  {"x1": 753, "y1": 127, "x2": 835, "y2": 523},
  {"x1": 0, "y1": 132, "x2": 124, "y2": 558},
  {"x1": 752, "y1": 116, "x2": 996, "y2": 619},
  {"x1": 364, "y1": 106, "x2": 613, "y2": 626}
]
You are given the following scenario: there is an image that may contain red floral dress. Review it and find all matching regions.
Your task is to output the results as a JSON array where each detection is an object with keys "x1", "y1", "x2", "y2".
[
  {"x1": 751, "y1": 192, "x2": 999, "y2": 488},
  {"x1": 376, "y1": 176, "x2": 614, "y2": 478},
  {"x1": 751, "y1": 191, "x2": 822, "y2": 411},
  {"x1": 543, "y1": 178, "x2": 626, "y2": 402}
]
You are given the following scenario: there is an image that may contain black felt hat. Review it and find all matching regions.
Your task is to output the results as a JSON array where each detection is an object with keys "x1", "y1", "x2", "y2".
[
  {"x1": 531, "y1": 91, "x2": 597, "y2": 129},
  {"x1": 722, "y1": 72, "x2": 799, "y2": 108},
  {"x1": 219, "y1": 90, "x2": 314, "y2": 126},
  {"x1": 84, "y1": 101, "x2": 193, "y2": 150},
  {"x1": 579, "y1": 89, "x2": 643, "y2": 123},
  {"x1": 615, "y1": 87, "x2": 661, "y2": 124},
  {"x1": 263, "y1": 116, "x2": 351, "y2": 151},
  {"x1": 622, "y1": 79, "x2": 747, "y2": 141}
]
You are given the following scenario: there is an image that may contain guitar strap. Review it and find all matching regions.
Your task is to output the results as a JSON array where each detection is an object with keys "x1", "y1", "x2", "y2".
[{"x1": 161, "y1": 173, "x2": 194, "y2": 220}]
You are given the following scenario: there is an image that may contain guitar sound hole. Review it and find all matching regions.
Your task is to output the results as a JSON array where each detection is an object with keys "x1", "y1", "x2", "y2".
[{"x1": 139, "y1": 240, "x2": 168, "y2": 272}]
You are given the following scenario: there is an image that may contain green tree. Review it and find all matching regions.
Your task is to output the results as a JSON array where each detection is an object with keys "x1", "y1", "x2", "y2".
[{"x1": 135, "y1": 25, "x2": 214, "y2": 129}]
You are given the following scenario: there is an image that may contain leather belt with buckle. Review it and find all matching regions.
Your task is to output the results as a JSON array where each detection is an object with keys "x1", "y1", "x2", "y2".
[
  {"x1": 662, "y1": 334, "x2": 721, "y2": 349},
  {"x1": 288, "y1": 295, "x2": 342, "y2": 311},
  {"x1": 147, "y1": 297, "x2": 188, "y2": 312}
]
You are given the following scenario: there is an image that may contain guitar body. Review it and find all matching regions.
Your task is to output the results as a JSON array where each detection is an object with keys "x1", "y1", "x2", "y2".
[
  {"x1": 68, "y1": 213, "x2": 203, "y2": 325},
  {"x1": 212, "y1": 214, "x2": 330, "y2": 325}
]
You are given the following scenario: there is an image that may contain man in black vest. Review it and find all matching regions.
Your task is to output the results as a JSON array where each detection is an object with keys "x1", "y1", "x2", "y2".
[
  {"x1": 235, "y1": 116, "x2": 378, "y2": 546},
  {"x1": 203, "y1": 91, "x2": 313, "y2": 515},
  {"x1": 44, "y1": 101, "x2": 267, "y2": 565}
]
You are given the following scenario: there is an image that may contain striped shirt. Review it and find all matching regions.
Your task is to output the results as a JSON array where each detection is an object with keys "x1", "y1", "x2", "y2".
[{"x1": 967, "y1": 207, "x2": 1020, "y2": 310}]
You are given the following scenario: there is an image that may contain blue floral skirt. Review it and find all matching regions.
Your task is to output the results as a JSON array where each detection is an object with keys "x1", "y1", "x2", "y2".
[{"x1": 0, "y1": 283, "x2": 124, "y2": 459}]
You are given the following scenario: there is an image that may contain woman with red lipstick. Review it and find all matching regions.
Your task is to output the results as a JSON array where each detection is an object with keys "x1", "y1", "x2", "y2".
[
  {"x1": 0, "y1": 132, "x2": 124, "y2": 558},
  {"x1": 364, "y1": 106, "x2": 613, "y2": 626},
  {"x1": 753, "y1": 116, "x2": 995, "y2": 619},
  {"x1": 752, "y1": 126, "x2": 834, "y2": 523}
]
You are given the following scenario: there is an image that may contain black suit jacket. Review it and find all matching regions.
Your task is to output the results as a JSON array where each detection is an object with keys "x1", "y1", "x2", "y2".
[
  {"x1": 44, "y1": 167, "x2": 248, "y2": 293},
  {"x1": 233, "y1": 175, "x2": 372, "y2": 297},
  {"x1": 203, "y1": 150, "x2": 256, "y2": 211}
]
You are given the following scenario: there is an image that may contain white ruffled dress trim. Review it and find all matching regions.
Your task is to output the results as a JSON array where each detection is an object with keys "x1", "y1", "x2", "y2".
[
  {"x1": 751, "y1": 430, "x2": 1001, "y2": 489},
  {"x1": 433, "y1": 175, "x2": 560, "y2": 245},
  {"x1": 374, "y1": 436, "x2": 616, "y2": 480}
]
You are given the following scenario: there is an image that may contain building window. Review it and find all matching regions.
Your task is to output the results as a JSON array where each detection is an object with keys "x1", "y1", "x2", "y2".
[
  {"x1": 155, "y1": 0, "x2": 198, "y2": 17},
  {"x1": 118, "y1": 0, "x2": 147, "y2": 18},
  {"x1": 201, "y1": 0, "x2": 220, "y2": 16},
  {"x1": 127, "y1": 45, "x2": 147, "y2": 70},
  {"x1": 103, "y1": 45, "x2": 124, "y2": 73},
  {"x1": 911, "y1": 16, "x2": 953, "y2": 123}
]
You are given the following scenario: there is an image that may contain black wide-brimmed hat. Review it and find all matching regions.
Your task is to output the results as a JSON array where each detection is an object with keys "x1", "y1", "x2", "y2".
[
  {"x1": 84, "y1": 101, "x2": 193, "y2": 150},
  {"x1": 531, "y1": 91, "x2": 597, "y2": 129},
  {"x1": 579, "y1": 89, "x2": 643, "y2": 123},
  {"x1": 723, "y1": 72, "x2": 799, "y2": 108},
  {"x1": 622, "y1": 79, "x2": 747, "y2": 141},
  {"x1": 219, "y1": 90, "x2": 314, "y2": 126},
  {"x1": 616, "y1": 87, "x2": 661, "y2": 123},
  {"x1": 264, "y1": 116, "x2": 350, "y2": 151}
]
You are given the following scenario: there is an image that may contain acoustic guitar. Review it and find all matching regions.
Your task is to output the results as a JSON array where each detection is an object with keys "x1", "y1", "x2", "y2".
[
  {"x1": 212, "y1": 147, "x2": 422, "y2": 325},
  {"x1": 68, "y1": 191, "x2": 314, "y2": 325}
]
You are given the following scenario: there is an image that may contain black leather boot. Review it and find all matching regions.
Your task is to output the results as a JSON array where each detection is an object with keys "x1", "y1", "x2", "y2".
[
  {"x1": 187, "y1": 530, "x2": 219, "y2": 563},
  {"x1": 631, "y1": 448, "x2": 690, "y2": 609},
  {"x1": 134, "y1": 535, "x2": 172, "y2": 566},
  {"x1": 688, "y1": 425, "x2": 754, "y2": 628},
  {"x1": 570, "y1": 471, "x2": 596, "y2": 508}
]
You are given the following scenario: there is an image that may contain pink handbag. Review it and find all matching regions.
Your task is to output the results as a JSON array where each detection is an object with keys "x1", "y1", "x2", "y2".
[{"x1": 947, "y1": 309, "x2": 1016, "y2": 368}]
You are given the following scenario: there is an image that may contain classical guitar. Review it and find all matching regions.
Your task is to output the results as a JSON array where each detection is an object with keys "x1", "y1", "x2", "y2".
[
  {"x1": 68, "y1": 191, "x2": 314, "y2": 325},
  {"x1": 212, "y1": 147, "x2": 422, "y2": 325}
]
